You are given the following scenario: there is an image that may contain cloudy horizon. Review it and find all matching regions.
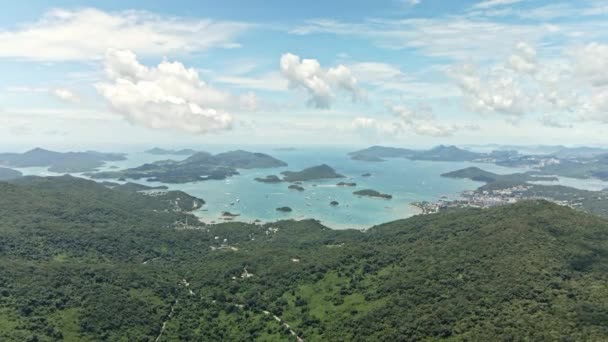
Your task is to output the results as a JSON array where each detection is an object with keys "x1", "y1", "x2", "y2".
[{"x1": 2, "y1": 0, "x2": 608, "y2": 149}]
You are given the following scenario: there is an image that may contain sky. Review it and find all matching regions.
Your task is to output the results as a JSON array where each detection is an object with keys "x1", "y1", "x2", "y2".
[{"x1": 1, "y1": 0, "x2": 608, "y2": 150}]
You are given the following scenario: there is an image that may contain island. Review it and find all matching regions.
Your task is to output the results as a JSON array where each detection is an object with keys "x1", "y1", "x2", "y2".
[
  {"x1": 337, "y1": 182, "x2": 357, "y2": 187},
  {"x1": 276, "y1": 206, "x2": 292, "y2": 212},
  {"x1": 441, "y1": 167, "x2": 558, "y2": 188},
  {"x1": 288, "y1": 184, "x2": 305, "y2": 191},
  {"x1": 88, "y1": 150, "x2": 287, "y2": 183},
  {"x1": 145, "y1": 147, "x2": 199, "y2": 155},
  {"x1": 361, "y1": 173, "x2": 372, "y2": 177},
  {"x1": 0, "y1": 148, "x2": 126, "y2": 173},
  {"x1": 330, "y1": 201, "x2": 339, "y2": 206},
  {"x1": 0, "y1": 167, "x2": 23, "y2": 181},
  {"x1": 254, "y1": 175, "x2": 283, "y2": 183},
  {"x1": 281, "y1": 164, "x2": 345, "y2": 182},
  {"x1": 349, "y1": 145, "x2": 484, "y2": 162},
  {"x1": 348, "y1": 146, "x2": 415, "y2": 162},
  {"x1": 222, "y1": 211, "x2": 240, "y2": 217},
  {"x1": 354, "y1": 189, "x2": 392, "y2": 199}
]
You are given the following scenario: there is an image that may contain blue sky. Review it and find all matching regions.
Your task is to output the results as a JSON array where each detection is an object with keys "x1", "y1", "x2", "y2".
[{"x1": 1, "y1": 0, "x2": 608, "y2": 150}]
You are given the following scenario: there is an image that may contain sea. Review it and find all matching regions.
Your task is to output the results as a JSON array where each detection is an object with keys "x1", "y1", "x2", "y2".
[{"x1": 13, "y1": 145, "x2": 608, "y2": 229}]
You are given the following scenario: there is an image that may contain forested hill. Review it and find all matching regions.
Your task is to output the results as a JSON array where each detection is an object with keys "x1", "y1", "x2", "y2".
[{"x1": 0, "y1": 177, "x2": 607, "y2": 341}]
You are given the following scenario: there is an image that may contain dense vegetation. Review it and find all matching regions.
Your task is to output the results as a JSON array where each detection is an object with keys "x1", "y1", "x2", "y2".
[
  {"x1": 353, "y1": 189, "x2": 392, "y2": 199},
  {"x1": 442, "y1": 166, "x2": 558, "y2": 185},
  {"x1": 89, "y1": 150, "x2": 286, "y2": 183},
  {"x1": 0, "y1": 167, "x2": 22, "y2": 181},
  {"x1": 1, "y1": 176, "x2": 607, "y2": 341},
  {"x1": 281, "y1": 164, "x2": 345, "y2": 182}
]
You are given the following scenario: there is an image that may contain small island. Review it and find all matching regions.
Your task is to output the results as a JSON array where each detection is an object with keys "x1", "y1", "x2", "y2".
[
  {"x1": 255, "y1": 175, "x2": 283, "y2": 183},
  {"x1": 330, "y1": 201, "x2": 339, "y2": 206},
  {"x1": 281, "y1": 164, "x2": 345, "y2": 182},
  {"x1": 354, "y1": 189, "x2": 392, "y2": 199},
  {"x1": 276, "y1": 206, "x2": 292, "y2": 212},
  {"x1": 361, "y1": 173, "x2": 372, "y2": 177},
  {"x1": 288, "y1": 184, "x2": 305, "y2": 191},
  {"x1": 337, "y1": 182, "x2": 357, "y2": 187},
  {"x1": 222, "y1": 211, "x2": 240, "y2": 217}
]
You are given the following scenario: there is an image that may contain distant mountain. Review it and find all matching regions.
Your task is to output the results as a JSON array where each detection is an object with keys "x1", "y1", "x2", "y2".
[
  {"x1": 210, "y1": 150, "x2": 287, "y2": 169},
  {"x1": 145, "y1": 147, "x2": 199, "y2": 155},
  {"x1": 0, "y1": 148, "x2": 126, "y2": 172},
  {"x1": 442, "y1": 166, "x2": 557, "y2": 187},
  {"x1": 551, "y1": 147, "x2": 608, "y2": 159},
  {"x1": 349, "y1": 145, "x2": 483, "y2": 162},
  {"x1": 281, "y1": 164, "x2": 345, "y2": 182},
  {"x1": 0, "y1": 167, "x2": 22, "y2": 181},
  {"x1": 348, "y1": 146, "x2": 416, "y2": 162},
  {"x1": 410, "y1": 145, "x2": 482, "y2": 161},
  {"x1": 89, "y1": 150, "x2": 287, "y2": 183}
]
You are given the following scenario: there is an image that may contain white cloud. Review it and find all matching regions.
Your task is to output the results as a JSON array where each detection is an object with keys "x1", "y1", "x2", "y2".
[
  {"x1": 388, "y1": 104, "x2": 434, "y2": 124},
  {"x1": 0, "y1": 8, "x2": 249, "y2": 61},
  {"x1": 350, "y1": 117, "x2": 404, "y2": 140},
  {"x1": 571, "y1": 42, "x2": 608, "y2": 87},
  {"x1": 215, "y1": 73, "x2": 288, "y2": 92},
  {"x1": 506, "y1": 42, "x2": 537, "y2": 74},
  {"x1": 579, "y1": 88, "x2": 608, "y2": 123},
  {"x1": 6, "y1": 86, "x2": 79, "y2": 102},
  {"x1": 472, "y1": 0, "x2": 523, "y2": 9},
  {"x1": 412, "y1": 121, "x2": 457, "y2": 137},
  {"x1": 96, "y1": 49, "x2": 236, "y2": 134},
  {"x1": 280, "y1": 53, "x2": 362, "y2": 108},
  {"x1": 53, "y1": 89, "x2": 78, "y2": 102},
  {"x1": 449, "y1": 63, "x2": 528, "y2": 117}
]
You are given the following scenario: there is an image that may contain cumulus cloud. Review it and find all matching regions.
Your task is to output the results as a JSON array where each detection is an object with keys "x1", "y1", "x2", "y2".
[
  {"x1": 449, "y1": 63, "x2": 528, "y2": 118},
  {"x1": 571, "y1": 42, "x2": 608, "y2": 87},
  {"x1": 507, "y1": 42, "x2": 537, "y2": 74},
  {"x1": 578, "y1": 88, "x2": 608, "y2": 123},
  {"x1": 96, "y1": 49, "x2": 239, "y2": 134},
  {"x1": 280, "y1": 53, "x2": 362, "y2": 108},
  {"x1": 388, "y1": 104, "x2": 459, "y2": 137},
  {"x1": 0, "y1": 8, "x2": 249, "y2": 61}
]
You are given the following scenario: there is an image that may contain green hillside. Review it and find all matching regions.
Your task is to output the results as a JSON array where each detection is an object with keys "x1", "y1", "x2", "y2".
[{"x1": 0, "y1": 177, "x2": 607, "y2": 341}]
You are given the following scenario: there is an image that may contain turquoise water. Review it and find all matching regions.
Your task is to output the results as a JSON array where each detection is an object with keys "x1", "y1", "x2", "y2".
[{"x1": 12, "y1": 147, "x2": 535, "y2": 229}]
